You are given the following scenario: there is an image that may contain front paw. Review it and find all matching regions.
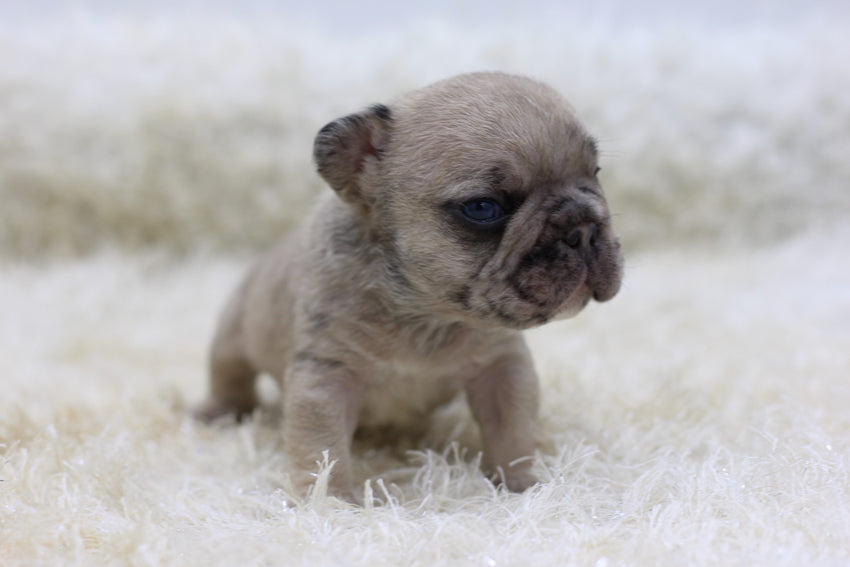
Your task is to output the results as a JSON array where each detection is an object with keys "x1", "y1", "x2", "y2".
[
  {"x1": 192, "y1": 397, "x2": 254, "y2": 423},
  {"x1": 502, "y1": 470, "x2": 539, "y2": 493},
  {"x1": 492, "y1": 460, "x2": 539, "y2": 493}
]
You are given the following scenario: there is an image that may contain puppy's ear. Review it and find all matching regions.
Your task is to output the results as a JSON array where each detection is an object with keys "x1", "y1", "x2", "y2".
[{"x1": 313, "y1": 104, "x2": 392, "y2": 207}]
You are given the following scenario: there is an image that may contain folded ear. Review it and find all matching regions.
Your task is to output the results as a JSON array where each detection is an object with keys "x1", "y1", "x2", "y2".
[{"x1": 313, "y1": 104, "x2": 392, "y2": 208}]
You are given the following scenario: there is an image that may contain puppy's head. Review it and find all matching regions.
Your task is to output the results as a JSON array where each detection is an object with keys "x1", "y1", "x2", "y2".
[{"x1": 314, "y1": 72, "x2": 623, "y2": 329}]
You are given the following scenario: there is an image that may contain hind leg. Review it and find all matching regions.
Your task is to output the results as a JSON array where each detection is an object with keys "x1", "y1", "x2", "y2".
[
  {"x1": 194, "y1": 305, "x2": 259, "y2": 422},
  {"x1": 194, "y1": 350, "x2": 258, "y2": 422}
]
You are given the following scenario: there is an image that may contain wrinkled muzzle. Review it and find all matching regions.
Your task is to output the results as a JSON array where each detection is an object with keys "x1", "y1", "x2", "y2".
[{"x1": 470, "y1": 193, "x2": 623, "y2": 329}]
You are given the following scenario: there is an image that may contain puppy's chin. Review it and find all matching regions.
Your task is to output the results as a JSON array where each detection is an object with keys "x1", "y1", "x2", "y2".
[
  {"x1": 549, "y1": 285, "x2": 594, "y2": 322},
  {"x1": 450, "y1": 283, "x2": 594, "y2": 331},
  {"x1": 508, "y1": 284, "x2": 594, "y2": 328}
]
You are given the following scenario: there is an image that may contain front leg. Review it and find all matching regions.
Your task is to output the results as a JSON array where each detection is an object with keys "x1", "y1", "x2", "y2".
[
  {"x1": 465, "y1": 336, "x2": 540, "y2": 492},
  {"x1": 283, "y1": 352, "x2": 362, "y2": 501}
]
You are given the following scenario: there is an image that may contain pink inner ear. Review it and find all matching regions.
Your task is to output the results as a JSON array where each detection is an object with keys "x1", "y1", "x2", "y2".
[{"x1": 354, "y1": 135, "x2": 379, "y2": 174}]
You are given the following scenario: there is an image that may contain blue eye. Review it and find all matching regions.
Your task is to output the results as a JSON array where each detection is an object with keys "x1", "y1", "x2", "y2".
[{"x1": 461, "y1": 199, "x2": 503, "y2": 223}]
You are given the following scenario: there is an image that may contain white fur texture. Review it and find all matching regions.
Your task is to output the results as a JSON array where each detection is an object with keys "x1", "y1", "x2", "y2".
[{"x1": 2, "y1": 2, "x2": 850, "y2": 565}]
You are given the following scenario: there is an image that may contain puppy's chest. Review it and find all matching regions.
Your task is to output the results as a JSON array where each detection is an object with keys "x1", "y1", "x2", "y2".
[{"x1": 356, "y1": 343, "x2": 478, "y2": 429}]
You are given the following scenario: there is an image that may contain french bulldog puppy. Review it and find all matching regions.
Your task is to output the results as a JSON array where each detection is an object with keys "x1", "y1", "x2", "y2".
[{"x1": 195, "y1": 72, "x2": 623, "y2": 501}]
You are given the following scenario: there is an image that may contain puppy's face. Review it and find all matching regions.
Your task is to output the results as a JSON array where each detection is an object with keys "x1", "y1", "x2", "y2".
[{"x1": 314, "y1": 72, "x2": 623, "y2": 329}]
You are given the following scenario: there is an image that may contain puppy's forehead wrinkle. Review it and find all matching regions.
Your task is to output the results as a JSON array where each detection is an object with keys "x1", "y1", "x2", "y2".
[
  {"x1": 485, "y1": 165, "x2": 508, "y2": 187},
  {"x1": 543, "y1": 195, "x2": 570, "y2": 216}
]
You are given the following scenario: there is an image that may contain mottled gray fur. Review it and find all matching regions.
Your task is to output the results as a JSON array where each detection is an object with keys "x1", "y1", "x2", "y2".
[{"x1": 195, "y1": 72, "x2": 624, "y2": 501}]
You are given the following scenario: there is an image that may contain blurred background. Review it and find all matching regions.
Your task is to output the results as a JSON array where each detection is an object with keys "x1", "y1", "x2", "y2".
[{"x1": 1, "y1": 0, "x2": 848, "y2": 259}]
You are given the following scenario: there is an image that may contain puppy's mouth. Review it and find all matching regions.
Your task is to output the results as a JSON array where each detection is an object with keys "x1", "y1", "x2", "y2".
[
  {"x1": 449, "y1": 273, "x2": 592, "y2": 330},
  {"x1": 550, "y1": 284, "x2": 594, "y2": 321},
  {"x1": 452, "y1": 233, "x2": 622, "y2": 330},
  {"x1": 507, "y1": 280, "x2": 594, "y2": 328}
]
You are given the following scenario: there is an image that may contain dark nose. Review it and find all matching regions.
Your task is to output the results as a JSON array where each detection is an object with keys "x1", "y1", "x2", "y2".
[{"x1": 564, "y1": 224, "x2": 598, "y2": 250}]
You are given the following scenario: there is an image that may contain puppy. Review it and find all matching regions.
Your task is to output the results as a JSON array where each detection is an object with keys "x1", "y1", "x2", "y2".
[{"x1": 195, "y1": 72, "x2": 623, "y2": 501}]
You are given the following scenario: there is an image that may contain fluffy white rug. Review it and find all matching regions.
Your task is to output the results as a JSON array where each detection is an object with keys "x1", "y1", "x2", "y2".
[
  {"x1": 2, "y1": 231, "x2": 849, "y2": 565},
  {"x1": 2, "y1": 2, "x2": 849, "y2": 565}
]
